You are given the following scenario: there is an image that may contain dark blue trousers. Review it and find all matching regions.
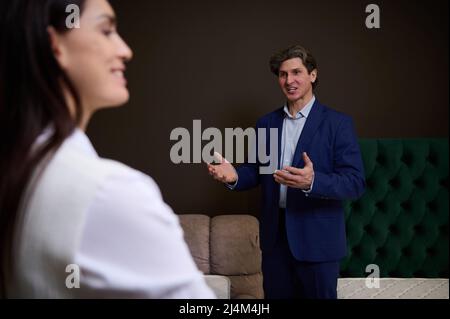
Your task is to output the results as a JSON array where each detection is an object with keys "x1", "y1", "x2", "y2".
[{"x1": 262, "y1": 209, "x2": 340, "y2": 299}]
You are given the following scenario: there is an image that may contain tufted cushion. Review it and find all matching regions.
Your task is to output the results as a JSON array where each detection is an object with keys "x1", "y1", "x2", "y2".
[{"x1": 341, "y1": 139, "x2": 448, "y2": 278}]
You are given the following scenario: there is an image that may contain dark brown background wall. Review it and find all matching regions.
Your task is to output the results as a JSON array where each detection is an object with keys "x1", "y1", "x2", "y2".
[{"x1": 87, "y1": 0, "x2": 449, "y2": 216}]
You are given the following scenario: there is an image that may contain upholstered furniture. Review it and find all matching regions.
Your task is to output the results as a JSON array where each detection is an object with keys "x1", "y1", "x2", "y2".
[
  {"x1": 335, "y1": 138, "x2": 449, "y2": 298},
  {"x1": 179, "y1": 214, "x2": 264, "y2": 299},
  {"x1": 180, "y1": 138, "x2": 448, "y2": 299},
  {"x1": 341, "y1": 139, "x2": 448, "y2": 278},
  {"x1": 337, "y1": 278, "x2": 448, "y2": 299}
]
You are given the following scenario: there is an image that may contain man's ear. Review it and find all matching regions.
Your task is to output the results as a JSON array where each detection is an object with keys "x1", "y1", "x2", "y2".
[
  {"x1": 310, "y1": 69, "x2": 318, "y2": 83},
  {"x1": 47, "y1": 26, "x2": 68, "y2": 69}
]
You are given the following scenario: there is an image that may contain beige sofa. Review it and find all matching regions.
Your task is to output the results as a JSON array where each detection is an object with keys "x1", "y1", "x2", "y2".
[
  {"x1": 179, "y1": 214, "x2": 264, "y2": 299},
  {"x1": 179, "y1": 213, "x2": 449, "y2": 299}
]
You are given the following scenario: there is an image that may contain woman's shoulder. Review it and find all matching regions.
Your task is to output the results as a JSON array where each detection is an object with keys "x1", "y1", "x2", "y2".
[
  {"x1": 32, "y1": 133, "x2": 166, "y2": 218},
  {"x1": 49, "y1": 131, "x2": 158, "y2": 191}
]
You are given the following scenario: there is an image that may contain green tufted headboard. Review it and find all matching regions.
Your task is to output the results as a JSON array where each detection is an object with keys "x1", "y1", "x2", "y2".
[{"x1": 341, "y1": 139, "x2": 449, "y2": 278}]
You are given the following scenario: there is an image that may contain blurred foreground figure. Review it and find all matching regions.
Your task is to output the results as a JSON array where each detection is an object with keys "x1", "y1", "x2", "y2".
[{"x1": 0, "y1": 0, "x2": 214, "y2": 298}]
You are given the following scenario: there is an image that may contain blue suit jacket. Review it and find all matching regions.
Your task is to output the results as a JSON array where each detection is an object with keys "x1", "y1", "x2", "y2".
[{"x1": 234, "y1": 100, "x2": 366, "y2": 262}]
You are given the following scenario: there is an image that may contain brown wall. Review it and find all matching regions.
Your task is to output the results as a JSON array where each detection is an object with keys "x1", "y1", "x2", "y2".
[{"x1": 87, "y1": 0, "x2": 449, "y2": 216}]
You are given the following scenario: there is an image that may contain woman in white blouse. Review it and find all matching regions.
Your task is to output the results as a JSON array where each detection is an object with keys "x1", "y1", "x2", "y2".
[{"x1": 0, "y1": 0, "x2": 214, "y2": 298}]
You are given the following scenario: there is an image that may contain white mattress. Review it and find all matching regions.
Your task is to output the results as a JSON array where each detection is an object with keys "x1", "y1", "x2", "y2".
[{"x1": 338, "y1": 278, "x2": 449, "y2": 299}]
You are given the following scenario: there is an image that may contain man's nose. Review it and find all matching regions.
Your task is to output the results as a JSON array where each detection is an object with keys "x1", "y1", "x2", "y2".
[{"x1": 286, "y1": 74, "x2": 294, "y2": 84}]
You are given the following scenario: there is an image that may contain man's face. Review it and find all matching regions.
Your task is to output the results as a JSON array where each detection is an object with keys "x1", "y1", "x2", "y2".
[{"x1": 278, "y1": 58, "x2": 317, "y2": 104}]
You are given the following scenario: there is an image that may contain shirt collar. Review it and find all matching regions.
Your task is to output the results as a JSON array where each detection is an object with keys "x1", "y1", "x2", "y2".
[
  {"x1": 283, "y1": 95, "x2": 316, "y2": 119},
  {"x1": 35, "y1": 126, "x2": 98, "y2": 158},
  {"x1": 69, "y1": 128, "x2": 98, "y2": 157}
]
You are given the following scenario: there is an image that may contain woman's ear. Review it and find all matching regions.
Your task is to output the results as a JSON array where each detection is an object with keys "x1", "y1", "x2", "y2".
[{"x1": 47, "y1": 26, "x2": 67, "y2": 69}]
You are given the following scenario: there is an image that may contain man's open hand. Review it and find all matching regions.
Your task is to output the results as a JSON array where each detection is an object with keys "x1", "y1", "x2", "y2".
[
  {"x1": 273, "y1": 152, "x2": 314, "y2": 190},
  {"x1": 207, "y1": 152, "x2": 238, "y2": 184}
]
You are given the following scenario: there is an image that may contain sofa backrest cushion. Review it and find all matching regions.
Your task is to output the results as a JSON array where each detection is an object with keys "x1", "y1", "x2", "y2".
[
  {"x1": 210, "y1": 215, "x2": 261, "y2": 275},
  {"x1": 179, "y1": 214, "x2": 264, "y2": 299},
  {"x1": 179, "y1": 214, "x2": 210, "y2": 274}
]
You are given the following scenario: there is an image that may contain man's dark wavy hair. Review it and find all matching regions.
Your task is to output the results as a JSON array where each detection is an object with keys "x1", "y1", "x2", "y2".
[{"x1": 269, "y1": 44, "x2": 318, "y2": 89}]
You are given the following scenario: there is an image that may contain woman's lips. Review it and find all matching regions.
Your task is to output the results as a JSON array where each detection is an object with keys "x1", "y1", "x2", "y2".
[{"x1": 112, "y1": 69, "x2": 126, "y2": 85}]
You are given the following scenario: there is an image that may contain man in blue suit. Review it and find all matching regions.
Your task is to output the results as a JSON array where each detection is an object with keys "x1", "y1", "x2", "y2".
[{"x1": 207, "y1": 44, "x2": 365, "y2": 299}]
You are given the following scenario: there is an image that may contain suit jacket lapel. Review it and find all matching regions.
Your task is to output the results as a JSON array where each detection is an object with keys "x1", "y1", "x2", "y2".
[{"x1": 292, "y1": 100, "x2": 325, "y2": 168}]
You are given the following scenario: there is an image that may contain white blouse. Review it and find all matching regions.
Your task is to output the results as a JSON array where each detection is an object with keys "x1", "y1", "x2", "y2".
[{"x1": 28, "y1": 128, "x2": 215, "y2": 298}]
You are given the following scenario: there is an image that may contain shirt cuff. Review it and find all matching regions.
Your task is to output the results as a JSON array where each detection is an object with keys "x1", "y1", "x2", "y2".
[
  {"x1": 225, "y1": 176, "x2": 238, "y2": 190},
  {"x1": 302, "y1": 173, "x2": 315, "y2": 194}
]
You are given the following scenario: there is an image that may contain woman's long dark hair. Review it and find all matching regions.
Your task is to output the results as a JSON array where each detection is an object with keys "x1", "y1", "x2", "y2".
[{"x1": 0, "y1": 0, "x2": 85, "y2": 296}]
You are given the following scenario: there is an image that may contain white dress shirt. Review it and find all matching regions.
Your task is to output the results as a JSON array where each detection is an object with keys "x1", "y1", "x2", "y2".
[
  {"x1": 228, "y1": 97, "x2": 315, "y2": 206},
  {"x1": 279, "y1": 96, "x2": 315, "y2": 208},
  {"x1": 27, "y1": 128, "x2": 216, "y2": 298}
]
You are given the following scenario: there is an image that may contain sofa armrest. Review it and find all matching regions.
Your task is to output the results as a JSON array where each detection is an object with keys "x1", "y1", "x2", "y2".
[{"x1": 204, "y1": 275, "x2": 231, "y2": 299}]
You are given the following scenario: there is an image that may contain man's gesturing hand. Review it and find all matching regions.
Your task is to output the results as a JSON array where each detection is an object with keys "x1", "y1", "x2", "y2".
[
  {"x1": 273, "y1": 152, "x2": 314, "y2": 190},
  {"x1": 207, "y1": 152, "x2": 238, "y2": 184}
]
